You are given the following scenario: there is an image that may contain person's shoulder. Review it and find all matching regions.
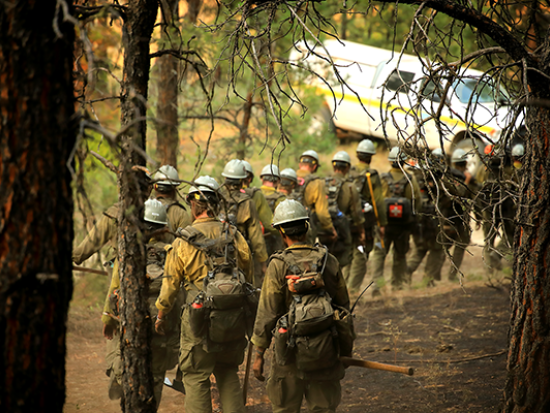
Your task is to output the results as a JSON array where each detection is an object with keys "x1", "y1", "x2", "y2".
[
  {"x1": 103, "y1": 202, "x2": 120, "y2": 220},
  {"x1": 325, "y1": 251, "x2": 340, "y2": 272},
  {"x1": 245, "y1": 187, "x2": 261, "y2": 197}
]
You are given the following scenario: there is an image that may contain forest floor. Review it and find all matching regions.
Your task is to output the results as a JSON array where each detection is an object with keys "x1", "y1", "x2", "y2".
[{"x1": 65, "y1": 233, "x2": 512, "y2": 413}]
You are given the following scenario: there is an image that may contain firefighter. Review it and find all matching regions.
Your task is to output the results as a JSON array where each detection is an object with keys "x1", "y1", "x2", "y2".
[
  {"x1": 220, "y1": 159, "x2": 268, "y2": 284},
  {"x1": 295, "y1": 150, "x2": 337, "y2": 241},
  {"x1": 251, "y1": 199, "x2": 352, "y2": 413},
  {"x1": 155, "y1": 176, "x2": 253, "y2": 413},
  {"x1": 345, "y1": 139, "x2": 387, "y2": 293},
  {"x1": 325, "y1": 151, "x2": 365, "y2": 268},
  {"x1": 151, "y1": 165, "x2": 192, "y2": 231},
  {"x1": 369, "y1": 147, "x2": 422, "y2": 292}
]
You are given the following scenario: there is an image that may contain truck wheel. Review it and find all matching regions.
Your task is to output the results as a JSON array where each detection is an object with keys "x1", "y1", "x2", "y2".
[{"x1": 453, "y1": 137, "x2": 484, "y2": 176}]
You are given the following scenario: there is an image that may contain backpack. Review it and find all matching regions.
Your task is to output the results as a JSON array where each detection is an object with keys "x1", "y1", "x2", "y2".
[
  {"x1": 219, "y1": 189, "x2": 250, "y2": 236},
  {"x1": 316, "y1": 177, "x2": 353, "y2": 266},
  {"x1": 352, "y1": 170, "x2": 379, "y2": 229},
  {"x1": 265, "y1": 191, "x2": 286, "y2": 213},
  {"x1": 382, "y1": 172, "x2": 413, "y2": 224},
  {"x1": 108, "y1": 241, "x2": 181, "y2": 334},
  {"x1": 271, "y1": 246, "x2": 355, "y2": 372},
  {"x1": 177, "y1": 225, "x2": 258, "y2": 345}
]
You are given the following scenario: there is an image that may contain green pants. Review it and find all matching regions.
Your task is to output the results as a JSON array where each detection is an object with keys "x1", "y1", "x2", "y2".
[
  {"x1": 408, "y1": 225, "x2": 445, "y2": 282},
  {"x1": 267, "y1": 373, "x2": 341, "y2": 413},
  {"x1": 342, "y1": 243, "x2": 367, "y2": 292},
  {"x1": 438, "y1": 218, "x2": 471, "y2": 280},
  {"x1": 105, "y1": 329, "x2": 168, "y2": 407},
  {"x1": 482, "y1": 211, "x2": 515, "y2": 270},
  {"x1": 370, "y1": 224, "x2": 412, "y2": 289},
  {"x1": 179, "y1": 345, "x2": 246, "y2": 413}
]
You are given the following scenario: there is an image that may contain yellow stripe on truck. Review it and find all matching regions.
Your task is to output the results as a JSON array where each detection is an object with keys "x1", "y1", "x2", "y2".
[{"x1": 318, "y1": 87, "x2": 496, "y2": 136}]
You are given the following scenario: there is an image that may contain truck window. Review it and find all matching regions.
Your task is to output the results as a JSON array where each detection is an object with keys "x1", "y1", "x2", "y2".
[
  {"x1": 385, "y1": 70, "x2": 415, "y2": 93},
  {"x1": 420, "y1": 78, "x2": 443, "y2": 103},
  {"x1": 452, "y1": 78, "x2": 508, "y2": 104}
]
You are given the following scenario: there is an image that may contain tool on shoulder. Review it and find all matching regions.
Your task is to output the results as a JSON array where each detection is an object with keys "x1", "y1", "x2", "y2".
[
  {"x1": 340, "y1": 356, "x2": 414, "y2": 376},
  {"x1": 366, "y1": 172, "x2": 385, "y2": 251}
]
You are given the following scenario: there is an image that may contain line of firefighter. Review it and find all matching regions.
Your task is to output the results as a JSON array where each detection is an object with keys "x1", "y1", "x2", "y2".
[{"x1": 71, "y1": 139, "x2": 523, "y2": 411}]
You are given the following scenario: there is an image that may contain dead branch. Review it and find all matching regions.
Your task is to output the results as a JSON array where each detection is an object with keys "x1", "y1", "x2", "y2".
[{"x1": 90, "y1": 151, "x2": 118, "y2": 173}]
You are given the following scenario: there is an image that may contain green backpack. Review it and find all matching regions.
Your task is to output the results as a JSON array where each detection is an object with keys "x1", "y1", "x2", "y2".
[
  {"x1": 108, "y1": 241, "x2": 181, "y2": 335},
  {"x1": 271, "y1": 246, "x2": 355, "y2": 372},
  {"x1": 177, "y1": 225, "x2": 258, "y2": 345}
]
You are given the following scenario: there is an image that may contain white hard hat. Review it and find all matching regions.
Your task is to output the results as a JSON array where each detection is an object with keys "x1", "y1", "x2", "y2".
[
  {"x1": 300, "y1": 150, "x2": 320, "y2": 164},
  {"x1": 222, "y1": 159, "x2": 247, "y2": 179},
  {"x1": 272, "y1": 199, "x2": 309, "y2": 227},
  {"x1": 388, "y1": 147, "x2": 406, "y2": 162},
  {"x1": 153, "y1": 165, "x2": 180, "y2": 186},
  {"x1": 432, "y1": 148, "x2": 444, "y2": 158},
  {"x1": 144, "y1": 199, "x2": 168, "y2": 225},
  {"x1": 189, "y1": 175, "x2": 219, "y2": 195},
  {"x1": 512, "y1": 143, "x2": 525, "y2": 157},
  {"x1": 332, "y1": 151, "x2": 351, "y2": 164},
  {"x1": 357, "y1": 139, "x2": 376, "y2": 155},
  {"x1": 241, "y1": 160, "x2": 254, "y2": 176},
  {"x1": 260, "y1": 164, "x2": 280, "y2": 178},
  {"x1": 451, "y1": 148, "x2": 468, "y2": 163},
  {"x1": 280, "y1": 168, "x2": 298, "y2": 183}
]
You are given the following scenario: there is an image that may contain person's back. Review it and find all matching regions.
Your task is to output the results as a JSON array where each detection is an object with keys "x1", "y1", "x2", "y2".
[
  {"x1": 324, "y1": 152, "x2": 364, "y2": 268},
  {"x1": 151, "y1": 165, "x2": 192, "y2": 231},
  {"x1": 102, "y1": 199, "x2": 179, "y2": 406},
  {"x1": 295, "y1": 150, "x2": 336, "y2": 238},
  {"x1": 219, "y1": 160, "x2": 268, "y2": 266},
  {"x1": 370, "y1": 147, "x2": 422, "y2": 291},
  {"x1": 251, "y1": 199, "x2": 353, "y2": 413},
  {"x1": 156, "y1": 176, "x2": 253, "y2": 413}
]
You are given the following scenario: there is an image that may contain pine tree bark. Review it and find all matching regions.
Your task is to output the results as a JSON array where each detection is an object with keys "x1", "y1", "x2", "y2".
[
  {"x1": 0, "y1": 1, "x2": 75, "y2": 412},
  {"x1": 503, "y1": 106, "x2": 550, "y2": 413},
  {"x1": 118, "y1": 1, "x2": 158, "y2": 412},
  {"x1": 156, "y1": 0, "x2": 180, "y2": 168}
]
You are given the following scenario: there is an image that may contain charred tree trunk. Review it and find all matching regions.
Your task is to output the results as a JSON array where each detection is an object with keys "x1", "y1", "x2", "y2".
[
  {"x1": 0, "y1": 1, "x2": 75, "y2": 412},
  {"x1": 118, "y1": 1, "x2": 158, "y2": 412},
  {"x1": 503, "y1": 106, "x2": 550, "y2": 413},
  {"x1": 156, "y1": 0, "x2": 179, "y2": 168}
]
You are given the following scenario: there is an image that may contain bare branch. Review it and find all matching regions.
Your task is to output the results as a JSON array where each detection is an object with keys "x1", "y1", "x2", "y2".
[{"x1": 90, "y1": 150, "x2": 118, "y2": 173}]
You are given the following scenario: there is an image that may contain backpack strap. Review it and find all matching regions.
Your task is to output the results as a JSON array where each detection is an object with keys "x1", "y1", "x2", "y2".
[
  {"x1": 103, "y1": 203, "x2": 119, "y2": 221},
  {"x1": 166, "y1": 200, "x2": 188, "y2": 212},
  {"x1": 383, "y1": 172, "x2": 410, "y2": 198},
  {"x1": 296, "y1": 174, "x2": 319, "y2": 193}
]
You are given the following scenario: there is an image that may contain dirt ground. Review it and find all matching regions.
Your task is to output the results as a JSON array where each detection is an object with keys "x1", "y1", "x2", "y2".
[{"x1": 65, "y1": 233, "x2": 512, "y2": 413}]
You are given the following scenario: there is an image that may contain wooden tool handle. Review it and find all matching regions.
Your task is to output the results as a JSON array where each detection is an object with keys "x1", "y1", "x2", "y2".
[
  {"x1": 340, "y1": 356, "x2": 414, "y2": 376},
  {"x1": 72, "y1": 265, "x2": 108, "y2": 276}
]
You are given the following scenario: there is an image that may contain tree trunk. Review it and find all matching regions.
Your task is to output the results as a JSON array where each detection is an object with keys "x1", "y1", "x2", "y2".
[
  {"x1": 0, "y1": 1, "x2": 75, "y2": 412},
  {"x1": 237, "y1": 92, "x2": 254, "y2": 160},
  {"x1": 503, "y1": 107, "x2": 550, "y2": 413},
  {"x1": 118, "y1": 1, "x2": 158, "y2": 412},
  {"x1": 156, "y1": 0, "x2": 180, "y2": 168}
]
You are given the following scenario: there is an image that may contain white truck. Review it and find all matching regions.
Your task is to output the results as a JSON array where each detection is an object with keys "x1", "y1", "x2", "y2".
[{"x1": 290, "y1": 39, "x2": 522, "y2": 169}]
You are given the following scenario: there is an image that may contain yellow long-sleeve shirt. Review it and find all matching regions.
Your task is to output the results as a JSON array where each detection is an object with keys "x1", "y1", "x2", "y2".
[{"x1": 296, "y1": 169, "x2": 334, "y2": 232}]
